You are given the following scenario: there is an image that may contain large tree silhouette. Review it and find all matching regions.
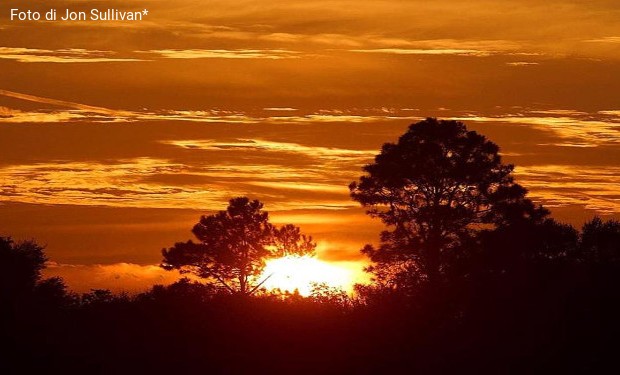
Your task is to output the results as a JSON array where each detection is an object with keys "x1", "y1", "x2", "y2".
[
  {"x1": 350, "y1": 118, "x2": 547, "y2": 288},
  {"x1": 0, "y1": 236, "x2": 70, "y2": 311},
  {"x1": 0, "y1": 237, "x2": 47, "y2": 300},
  {"x1": 161, "y1": 197, "x2": 316, "y2": 295}
]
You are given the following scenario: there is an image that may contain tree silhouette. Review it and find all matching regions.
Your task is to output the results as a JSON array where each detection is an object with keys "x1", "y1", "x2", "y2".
[
  {"x1": 272, "y1": 224, "x2": 316, "y2": 257},
  {"x1": 350, "y1": 118, "x2": 547, "y2": 288},
  {"x1": 577, "y1": 217, "x2": 620, "y2": 264},
  {"x1": 0, "y1": 237, "x2": 47, "y2": 298},
  {"x1": 453, "y1": 218, "x2": 579, "y2": 291},
  {"x1": 0, "y1": 236, "x2": 72, "y2": 319},
  {"x1": 161, "y1": 197, "x2": 316, "y2": 295},
  {"x1": 0, "y1": 236, "x2": 62, "y2": 308}
]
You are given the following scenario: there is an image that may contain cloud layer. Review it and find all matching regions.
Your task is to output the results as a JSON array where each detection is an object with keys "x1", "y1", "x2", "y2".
[{"x1": 1, "y1": 0, "x2": 619, "y2": 292}]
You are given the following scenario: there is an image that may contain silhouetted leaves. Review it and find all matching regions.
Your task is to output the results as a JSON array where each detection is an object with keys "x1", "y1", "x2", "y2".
[
  {"x1": 0, "y1": 236, "x2": 72, "y2": 311},
  {"x1": 577, "y1": 217, "x2": 620, "y2": 263},
  {"x1": 351, "y1": 118, "x2": 547, "y2": 289},
  {"x1": 2, "y1": 120, "x2": 620, "y2": 374},
  {"x1": 0, "y1": 237, "x2": 47, "y2": 300},
  {"x1": 161, "y1": 197, "x2": 316, "y2": 295}
]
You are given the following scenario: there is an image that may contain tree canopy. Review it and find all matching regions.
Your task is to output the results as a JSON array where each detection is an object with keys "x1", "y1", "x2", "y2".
[
  {"x1": 350, "y1": 118, "x2": 547, "y2": 287},
  {"x1": 3, "y1": 118, "x2": 620, "y2": 374},
  {"x1": 161, "y1": 197, "x2": 316, "y2": 295},
  {"x1": 0, "y1": 237, "x2": 47, "y2": 299},
  {"x1": 0, "y1": 236, "x2": 70, "y2": 311}
]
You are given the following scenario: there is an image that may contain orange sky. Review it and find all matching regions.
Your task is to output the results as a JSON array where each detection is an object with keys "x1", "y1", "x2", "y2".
[{"x1": 1, "y1": 0, "x2": 619, "y2": 292}]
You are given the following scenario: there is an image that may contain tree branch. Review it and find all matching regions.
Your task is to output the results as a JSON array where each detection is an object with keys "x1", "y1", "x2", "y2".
[
  {"x1": 248, "y1": 273, "x2": 274, "y2": 296},
  {"x1": 214, "y1": 275, "x2": 236, "y2": 294}
]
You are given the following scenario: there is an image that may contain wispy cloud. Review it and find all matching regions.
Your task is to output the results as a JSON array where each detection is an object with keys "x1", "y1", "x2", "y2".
[
  {"x1": 0, "y1": 46, "x2": 299, "y2": 63},
  {"x1": 0, "y1": 158, "x2": 231, "y2": 209},
  {"x1": 529, "y1": 109, "x2": 589, "y2": 116},
  {"x1": 146, "y1": 49, "x2": 300, "y2": 59},
  {"x1": 161, "y1": 139, "x2": 376, "y2": 162},
  {"x1": 506, "y1": 61, "x2": 539, "y2": 66},
  {"x1": 0, "y1": 89, "x2": 420, "y2": 124},
  {"x1": 0, "y1": 155, "x2": 359, "y2": 210},
  {"x1": 598, "y1": 110, "x2": 620, "y2": 116},
  {"x1": 584, "y1": 36, "x2": 620, "y2": 43},
  {"x1": 265, "y1": 114, "x2": 420, "y2": 123},
  {"x1": 0, "y1": 47, "x2": 141, "y2": 63},
  {"x1": 263, "y1": 107, "x2": 299, "y2": 112},
  {"x1": 457, "y1": 113, "x2": 620, "y2": 146},
  {"x1": 0, "y1": 107, "x2": 87, "y2": 123},
  {"x1": 0, "y1": 89, "x2": 135, "y2": 117},
  {"x1": 350, "y1": 48, "x2": 494, "y2": 57},
  {"x1": 261, "y1": 32, "x2": 367, "y2": 47},
  {"x1": 248, "y1": 181, "x2": 346, "y2": 194},
  {"x1": 0, "y1": 106, "x2": 419, "y2": 125},
  {"x1": 349, "y1": 38, "x2": 527, "y2": 57},
  {"x1": 515, "y1": 165, "x2": 620, "y2": 214}
]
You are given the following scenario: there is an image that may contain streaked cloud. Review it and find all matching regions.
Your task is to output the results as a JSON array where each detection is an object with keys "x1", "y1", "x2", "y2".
[
  {"x1": 0, "y1": 89, "x2": 421, "y2": 124},
  {"x1": 0, "y1": 158, "x2": 230, "y2": 209},
  {"x1": 515, "y1": 165, "x2": 620, "y2": 214},
  {"x1": 261, "y1": 32, "x2": 367, "y2": 47},
  {"x1": 584, "y1": 36, "x2": 620, "y2": 43},
  {"x1": 350, "y1": 48, "x2": 494, "y2": 57},
  {"x1": 457, "y1": 113, "x2": 620, "y2": 146},
  {"x1": 249, "y1": 181, "x2": 346, "y2": 194},
  {"x1": 161, "y1": 139, "x2": 376, "y2": 162},
  {"x1": 598, "y1": 110, "x2": 620, "y2": 116},
  {"x1": 530, "y1": 109, "x2": 589, "y2": 116},
  {"x1": 0, "y1": 47, "x2": 141, "y2": 63},
  {"x1": 0, "y1": 107, "x2": 86, "y2": 123},
  {"x1": 266, "y1": 114, "x2": 420, "y2": 123},
  {"x1": 0, "y1": 152, "x2": 360, "y2": 210},
  {"x1": 0, "y1": 105, "x2": 421, "y2": 124},
  {"x1": 506, "y1": 62, "x2": 539, "y2": 66},
  {"x1": 0, "y1": 89, "x2": 135, "y2": 117},
  {"x1": 350, "y1": 38, "x2": 527, "y2": 57},
  {"x1": 263, "y1": 107, "x2": 299, "y2": 111},
  {"x1": 146, "y1": 49, "x2": 300, "y2": 60}
]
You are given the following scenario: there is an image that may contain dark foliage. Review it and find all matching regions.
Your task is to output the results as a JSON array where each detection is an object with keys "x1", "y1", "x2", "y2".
[
  {"x1": 0, "y1": 236, "x2": 73, "y2": 312},
  {"x1": 161, "y1": 197, "x2": 316, "y2": 295},
  {"x1": 2, "y1": 120, "x2": 620, "y2": 374},
  {"x1": 3, "y1": 221, "x2": 618, "y2": 374},
  {"x1": 350, "y1": 118, "x2": 548, "y2": 290}
]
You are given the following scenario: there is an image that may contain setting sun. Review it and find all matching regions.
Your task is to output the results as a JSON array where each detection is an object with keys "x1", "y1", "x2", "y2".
[
  {"x1": 261, "y1": 255, "x2": 354, "y2": 296},
  {"x1": 1, "y1": 0, "x2": 619, "y2": 372}
]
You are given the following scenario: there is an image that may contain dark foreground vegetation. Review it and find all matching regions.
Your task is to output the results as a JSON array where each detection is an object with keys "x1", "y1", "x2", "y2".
[{"x1": 2, "y1": 119, "x2": 620, "y2": 374}]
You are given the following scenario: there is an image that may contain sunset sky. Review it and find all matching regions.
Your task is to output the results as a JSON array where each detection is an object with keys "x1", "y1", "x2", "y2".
[{"x1": 1, "y1": 0, "x2": 619, "y2": 292}]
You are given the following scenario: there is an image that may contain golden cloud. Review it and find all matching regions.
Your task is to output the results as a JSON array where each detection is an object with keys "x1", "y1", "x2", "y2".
[
  {"x1": 146, "y1": 49, "x2": 300, "y2": 60},
  {"x1": 0, "y1": 47, "x2": 141, "y2": 63}
]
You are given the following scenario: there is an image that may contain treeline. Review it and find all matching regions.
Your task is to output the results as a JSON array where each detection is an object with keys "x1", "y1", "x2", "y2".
[
  {"x1": 1, "y1": 218, "x2": 619, "y2": 374},
  {"x1": 2, "y1": 119, "x2": 620, "y2": 374}
]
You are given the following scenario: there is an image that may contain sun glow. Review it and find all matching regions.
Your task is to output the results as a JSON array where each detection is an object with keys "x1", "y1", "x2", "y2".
[{"x1": 261, "y1": 256, "x2": 354, "y2": 296}]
